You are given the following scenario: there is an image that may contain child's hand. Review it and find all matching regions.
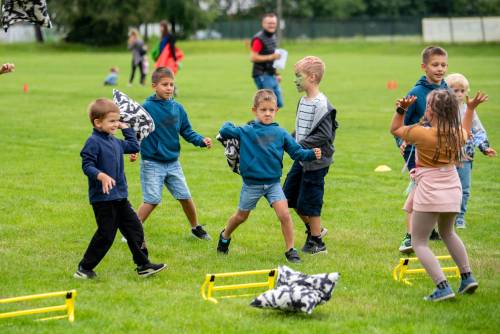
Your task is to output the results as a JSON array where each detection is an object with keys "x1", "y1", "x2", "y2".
[
  {"x1": 313, "y1": 148, "x2": 321, "y2": 160},
  {"x1": 399, "y1": 141, "x2": 407, "y2": 156},
  {"x1": 129, "y1": 153, "x2": 138, "y2": 162},
  {"x1": 97, "y1": 172, "x2": 116, "y2": 195},
  {"x1": 409, "y1": 168, "x2": 416, "y2": 181},
  {"x1": 0, "y1": 63, "x2": 15, "y2": 75},
  {"x1": 484, "y1": 147, "x2": 496, "y2": 157},
  {"x1": 466, "y1": 91, "x2": 488, "y2": 110},
  {"x1": 396, "y1": 96, "x2": 417, "y2": 111},
  {"x1": 203, "y1": 137, "x2": 212, "y2": 149},
  {"x1": 118, "y1": 122, "x2": 129, "y2": 129}
]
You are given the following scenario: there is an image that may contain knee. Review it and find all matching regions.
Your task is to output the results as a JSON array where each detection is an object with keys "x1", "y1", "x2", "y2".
[{"x1": 235, "y1": 211, "x2": 249, "y2": 223}]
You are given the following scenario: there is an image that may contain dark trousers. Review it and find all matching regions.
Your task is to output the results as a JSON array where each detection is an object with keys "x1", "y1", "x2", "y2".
[
  {"x1": 129, "y1": 60, "x2": 145, "y2": 85},
  {"x1": 79, "y1": 199, "x2": 149, "y2": 270}
]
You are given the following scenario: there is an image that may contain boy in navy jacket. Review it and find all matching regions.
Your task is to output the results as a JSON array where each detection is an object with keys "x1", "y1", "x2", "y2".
[
  {"x1": 217, "y1": 89, "x2": 321, "y2": 263},
  {"x1": 75, "y1": 99, "x2": 165, "y2": 279}
]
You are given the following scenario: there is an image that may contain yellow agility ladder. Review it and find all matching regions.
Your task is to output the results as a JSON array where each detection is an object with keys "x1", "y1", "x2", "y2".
[
  {"x1": 393, "y1": 255, "x2": 460, "y2": 286},
  {"x1": 0, "y1": 290, "x2": 76, "y2": 322},
  {"x1": 201, "y1": 269, "x2": 277, "y2": 304}
]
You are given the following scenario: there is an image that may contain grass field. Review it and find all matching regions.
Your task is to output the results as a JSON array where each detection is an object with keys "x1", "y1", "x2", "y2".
[{"x1": 0, "y1": 40, "x2": 499, "y2": 333}]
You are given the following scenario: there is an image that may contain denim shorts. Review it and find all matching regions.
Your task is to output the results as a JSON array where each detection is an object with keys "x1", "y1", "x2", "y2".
[
  {"x1": 283, "y1": 161, "x2": 329, "y2": 216},
  {"x1": 238, "y1": 182, "x2": 287, "y2": 211},
  {"x1": 140, "y1": 159, "x2": 191, "y2": 204},
  {"x1": 253, "y1": 74, "x2": 284, "y2": 108}
]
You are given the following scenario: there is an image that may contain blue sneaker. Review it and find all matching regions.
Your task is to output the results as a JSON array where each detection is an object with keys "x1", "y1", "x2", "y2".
[
  {"x1": 458, "y1": 275, "x2": 478, "y2": 294},
  {"x1": 424, "y1": 286, "x2": 455, "y2": 302},
  {"x1": 455, "y1": 219, "x2": 466, "y2": 229}
]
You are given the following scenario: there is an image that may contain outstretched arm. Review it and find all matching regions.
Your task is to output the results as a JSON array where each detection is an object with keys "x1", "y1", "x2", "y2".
[
  {"x1": 284, "y1": 132, "x2": 317, "y2": 161},
  {"x1": 390, "y1": 96, "x2": 417, "y2": 138},
  {"x1": 463, "y1": 92, "x2": 488, "y2": 136},
  {"x1": 219, "y1": 122, "x2": 242, "y2": 140}
]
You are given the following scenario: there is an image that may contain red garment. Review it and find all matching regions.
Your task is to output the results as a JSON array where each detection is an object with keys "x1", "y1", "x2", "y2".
[
  {"x1": 251, "y1": 38, "x2": 263, "y2": 53},
  {"x1": 155, "y1": 44, "x2": 185, "y2": 74}
]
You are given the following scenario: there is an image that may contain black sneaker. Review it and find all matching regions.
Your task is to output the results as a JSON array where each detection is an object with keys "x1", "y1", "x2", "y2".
[
  {"x1": 217, "y1": 230, "x2": 231, "y2": 254},
  {"x1": 303, "y1": 236, "x2": 327, "y2": 255},
  {"x1": 74, "y1": 266, "x2": 97, "y2": 279},
  {"x1": 136, "y1": 263, "x2": 167, "y2": 278},
  {"x1": 301, "y1": 227, "x2": 328, "y2": 251},
  {"x1": 430, "y1": 229, "x2": 441, "y2": 241},
  {"x1": 191, "y1": 225, "x2": 212, "y2": 241},
  {"x1": 285, "y1": 248, "x2": 301, "y2": 263}
]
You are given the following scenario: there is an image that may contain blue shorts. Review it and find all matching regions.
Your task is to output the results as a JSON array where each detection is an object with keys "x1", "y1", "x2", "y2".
[
  {"x1": 238, "y1": 182, "x2": 286, "y2": 211},
  {"x1": 283, "y1": 161, "x2": 329, "y2": 217},
  {"x1": 140, "y1": 159, "x2": 191, "y2": 204}
]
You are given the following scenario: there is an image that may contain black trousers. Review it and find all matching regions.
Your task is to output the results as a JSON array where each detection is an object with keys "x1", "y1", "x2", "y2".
[
  {"x1": 79, "y1": 199, "x2": 149, "y2": 270},
  {"x1": 129, "y1": 60, "x2": 145, "y2": 85}
]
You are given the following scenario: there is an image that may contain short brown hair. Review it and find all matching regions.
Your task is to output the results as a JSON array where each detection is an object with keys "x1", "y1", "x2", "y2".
[
  {"x1": 262, "y1": 13, "x2": 277, "y2": 21},
  {"x1": 88, "y1": 98, "x2": 119, "y2": 125},
  {"x1": 421, "y1": 46, "x2": 447, "y2": 64},
  {"x1": 152, "y1": 67, "x2": 174, "y2": 84},
  {"x1": 295, "y1": 56, "x2": 325, "y2": 84},
  {"x1": 253, "y1": 89, "x2": 277, "y2": 108}
]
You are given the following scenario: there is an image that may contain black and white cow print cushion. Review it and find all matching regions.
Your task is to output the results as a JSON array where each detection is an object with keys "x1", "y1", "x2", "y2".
[
  {"x1": 250, "y1": 266, "x2": 340, "y2": 314},
  {"x1": 2, "y1": 0, "x2": 52, "y2": 32},
  {"x1": 112, "y1": 90, "x2": 155, "y2": 143},
  {"x1": 216, "y1": 133, "x2": 240, "y2": 174}
]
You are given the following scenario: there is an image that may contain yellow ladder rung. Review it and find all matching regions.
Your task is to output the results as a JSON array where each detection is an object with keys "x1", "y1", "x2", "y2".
[{"x1": 213, "y1": 282, "x2": 270, "y2": 291}]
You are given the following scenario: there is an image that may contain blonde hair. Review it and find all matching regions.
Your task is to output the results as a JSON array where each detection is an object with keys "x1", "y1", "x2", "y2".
[
  {"x1": 128, "y1": 28, "x2": 141, "y2": 40},
  {"x1": 88, "y1": 98, "x2": 119, "y2": 125},
  {"x1": 445, "y1": 73, "x2": 470, "y2": 92},
  {"x1": 253, "y1": 89, "x2": 277, "y2": 108},
  {"x1": 294, "y1": 56, "x2": 325, "y2": 84}
]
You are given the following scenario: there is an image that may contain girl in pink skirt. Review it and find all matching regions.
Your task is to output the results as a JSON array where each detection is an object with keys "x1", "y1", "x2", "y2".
[{"x1": 390, "y1": 89, "x2": 488, "y2": 301}]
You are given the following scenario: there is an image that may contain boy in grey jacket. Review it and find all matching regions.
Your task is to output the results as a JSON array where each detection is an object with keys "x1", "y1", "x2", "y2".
[{"x1": 283, "y1": 56, "x2": 338, "y2": 254}]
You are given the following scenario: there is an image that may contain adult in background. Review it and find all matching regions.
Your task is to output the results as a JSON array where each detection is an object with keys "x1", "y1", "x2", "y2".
[
  {"x1": 153, "y1": 20, "x2": 184, "y2": 74},
  {"x1": 250, "y1": 13, "x2": 283, "y2": 108},
  {"x1": 128, "y1": 29, "x2": 147, "y2": 86}
]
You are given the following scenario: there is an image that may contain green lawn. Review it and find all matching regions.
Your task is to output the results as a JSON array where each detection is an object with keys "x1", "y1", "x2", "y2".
[{"x1": 0, "y1": 40, "x2": 499, "y2": 333}]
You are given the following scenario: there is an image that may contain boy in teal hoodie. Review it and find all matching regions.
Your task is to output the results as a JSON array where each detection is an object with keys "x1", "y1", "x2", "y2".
[
  {"x1": 217, "y1": 89, "x2": 321, "y2": 263},
  {"x1": 135, "y1": 67, "x2": 212, "y2": 240}
]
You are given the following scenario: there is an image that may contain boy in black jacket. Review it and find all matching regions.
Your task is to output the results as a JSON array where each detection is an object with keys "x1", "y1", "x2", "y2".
[
  {"x1": 75, "y1": 99, "x2": 165, "y2": 279},
  {"x1": 283, "y1": 56, "x2": 338, "y2": 255}
]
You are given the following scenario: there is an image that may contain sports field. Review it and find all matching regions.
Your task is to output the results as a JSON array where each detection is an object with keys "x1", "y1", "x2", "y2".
[{"x1": 0, "y1": 40, "x2": 499, "y2": 333}]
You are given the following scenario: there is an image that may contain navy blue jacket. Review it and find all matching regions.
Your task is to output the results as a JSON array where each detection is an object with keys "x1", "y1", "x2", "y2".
[
  {"x1": 81, "y1": 128, "x2": 139, "y2": 203},
  {"x1": 405, "y1": 75, "x2": 448, "y2": 126},
  {"x1": 141, "y1": 95, "x2": 206, "y2": 162},
  {"x1": 220, "y1": 121, "x2": 316, "y2": 185}
]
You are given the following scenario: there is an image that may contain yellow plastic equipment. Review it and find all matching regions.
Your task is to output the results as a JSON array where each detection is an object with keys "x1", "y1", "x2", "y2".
[
  {"x1": 393, "y1": 255, "x2": 460, "y2": 286},
  {"x1": 201, "y1": 269, "x2": 277, "y2": 304},
  {"x1": 0, "y1": 290, "x2": 77, "y2": 322}
]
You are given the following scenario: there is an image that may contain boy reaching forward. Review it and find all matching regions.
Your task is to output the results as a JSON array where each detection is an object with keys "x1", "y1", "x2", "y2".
[{"x1": 217, "y1": 89, "x2": 321, "y2": 263}]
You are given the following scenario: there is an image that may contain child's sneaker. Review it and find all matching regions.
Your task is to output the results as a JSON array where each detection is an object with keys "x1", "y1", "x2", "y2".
[
  {"x1": 430, "y1": 229, "x2": 441, "y2": 240},
  {"x1": 74, "y1": 266, "x2": 97, "y2": 279},
  {"x1": 191, "y1": 225, "x2": 212, "y2": 240},
  {"x1": 217, "y1": 231, "x2": 231, "y2": 254},
  {"x1": 302, "y1": 236, "x2": 327, "y2": 255},
  {"x1": 455, "y1": 219, "x2": 466, "y2": 229},
  {"x1": 458, "y1": 275, "x2": 478, "y2": 294},
  {"x1": 424, "y1": 285, "x2": 455, "y2": 302},
  {"x1": 301, "y1": 227, "x2": 328, "y2": 251},
  {"x1": 285, "y1": 248, "x2": 301, "y2": 263},
  {"x1": 399, "y1": 233, "x2": 413, "y2": 254},
  {"x1": 136, "y1": 263, "x2": 167, "y2": 278}
]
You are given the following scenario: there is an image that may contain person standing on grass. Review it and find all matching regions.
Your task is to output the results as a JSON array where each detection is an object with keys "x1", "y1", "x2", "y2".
[
  {"x1": 134, "y1": 67, "x2": 212, "y2": 241},
  {"x1": 250, "y1": 13, "x2": 283, "y2": 108},
  {"x1": 153, "y1": 20, "x2": 184, "y2": 74},
  {"x1": 128, "y1": 28, "x2": 147, "y2": 86},
  {"x1": 216, "y1": 89, "x2": 321, "y2": 263},
  {"x1": 445, "y1": 73, "x2": 496, "y2": 229},
  {"x1": 283, "y1": 56, "x2": 338, "y2": 255},
  {"x1": 75, "y1": 99, "x2": 166, "y2": 279},
  {"x1": 390, "y1": 89, "x2": 487, "y2": 301},
  {"x1": 396, "y1": 46, "x2": 449, "y2": 254}
]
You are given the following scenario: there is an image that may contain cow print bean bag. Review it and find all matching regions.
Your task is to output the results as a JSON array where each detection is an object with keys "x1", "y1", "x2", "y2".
[
  {"x1": 112, "y1": 89, "x2": 155, "y2": 143},
  {"x1": 250, "y1": 265, "x2": 340, "y2": 314},
  {"x1": 216, "y1": 133, "x2": 240, "y2": 174},
  {"x1": 2, "y1": 0, "x2": 52, "y2": 32}
]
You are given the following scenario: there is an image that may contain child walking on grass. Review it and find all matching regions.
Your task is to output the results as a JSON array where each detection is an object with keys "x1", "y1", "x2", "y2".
[{"x1": 390, "y1": 89, "x2": 488, "y2": 301}]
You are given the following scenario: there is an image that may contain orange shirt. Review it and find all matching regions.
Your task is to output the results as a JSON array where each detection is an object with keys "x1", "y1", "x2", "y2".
[{"x1": 402, "y1": 125, "x2": 467, "y2": 168}]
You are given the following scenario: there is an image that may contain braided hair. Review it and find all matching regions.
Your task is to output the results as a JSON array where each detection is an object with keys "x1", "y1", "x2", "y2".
[{"x1": 425, "y1": 89, "x2": 465, "y2": 163}]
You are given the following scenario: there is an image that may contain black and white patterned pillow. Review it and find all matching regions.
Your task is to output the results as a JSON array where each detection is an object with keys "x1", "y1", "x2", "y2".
[
  {"x1": 1, "y1": 0, "x2": 52, "y2": 32},
  {"x1": 250, "y1": 266, "x2": 340, "y2": 314},
  {"x1": 112, "y1": 89, "x2": 155, "y2": 143},
  {"x1": 216, "y1": 133, "x2": 240, "y2": 174}
]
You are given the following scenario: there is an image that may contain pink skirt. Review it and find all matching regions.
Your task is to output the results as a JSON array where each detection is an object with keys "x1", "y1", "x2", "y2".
[{"x1": 404, "y1": 166, "x2": 462, "y2": 213}]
